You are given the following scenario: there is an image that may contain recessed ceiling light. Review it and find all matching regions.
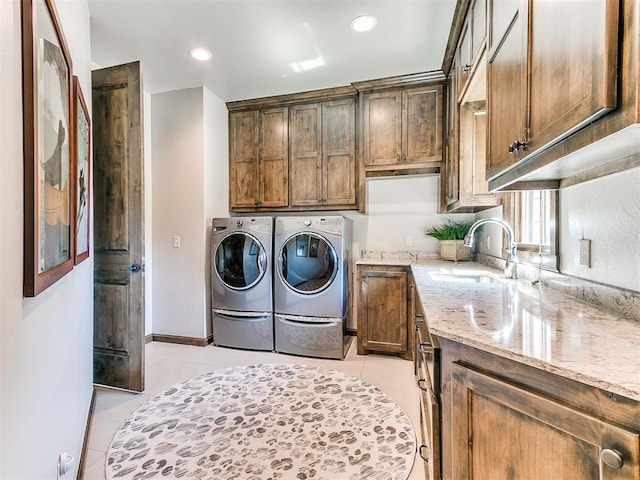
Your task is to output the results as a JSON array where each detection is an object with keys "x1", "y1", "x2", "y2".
[
  {"x1": 189, "y1": 48, "x2": 213, "y2": 61},
  {"x1": 350, "y1": 15, "x2": 377, "y2": 33}
]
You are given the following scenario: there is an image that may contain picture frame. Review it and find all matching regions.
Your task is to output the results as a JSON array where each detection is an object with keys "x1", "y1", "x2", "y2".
[
  {"x1": 22, "y1": 0, "x2": 74, "y2": 296},
  {"x1": 72, "y1": 76, "x2": 91, "y2": 265},
  {"x1": 295, "y1": 235, "x2": 309, "y2": 257}
]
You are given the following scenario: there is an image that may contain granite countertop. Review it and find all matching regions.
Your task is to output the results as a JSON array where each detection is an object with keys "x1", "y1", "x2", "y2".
[{"x1": 403, "y1": 262, "x2": 640, "y2": 402}]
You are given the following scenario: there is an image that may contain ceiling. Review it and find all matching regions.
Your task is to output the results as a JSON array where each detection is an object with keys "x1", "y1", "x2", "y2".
[{"x1": 88, "y1": 0, "x2": 457, "y2": 102}]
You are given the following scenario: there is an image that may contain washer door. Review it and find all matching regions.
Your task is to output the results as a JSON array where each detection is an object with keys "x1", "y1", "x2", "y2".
[
  {"x1": 278, "y1": 233, "x2": 337, "y2": 294},
  {"x1": 215, "y1": 232, "x2": 267, "y2": 290}
]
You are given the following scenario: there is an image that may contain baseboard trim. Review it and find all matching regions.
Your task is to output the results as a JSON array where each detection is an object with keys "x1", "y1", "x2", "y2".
[
  {"x1": 346, "y1": 328, "x2": 357, "y2": 337},
  {"x1": 76, "y1": 387, "x2": 96, "y2": 480},
  {"x1": 151, "y1": 334, "x2": 213, "y2": 347},
  {"x1": 145, "y1": 333, "x2": 153, "y2": 344}
]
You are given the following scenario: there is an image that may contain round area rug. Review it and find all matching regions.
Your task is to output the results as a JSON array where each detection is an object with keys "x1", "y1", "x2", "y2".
[{"x1": 106, "y1": 363, "x2": 416, "y2": 480}]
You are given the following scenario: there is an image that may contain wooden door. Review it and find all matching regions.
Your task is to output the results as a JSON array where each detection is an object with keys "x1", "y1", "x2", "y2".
[
  {"x1": 359, "y1": 269, "x2": 408, "y2": 353},
  {"x1": 322, "y1": 98, "x2": 356, "y2": 206},
  {"x1": 289, "y1": 103, "x2": 322, "y2": 206},
  {"x1": 92, "y1": 62, "x2": 145, "y2": 391},
  {"x1": 451, "y1": 363, "x2": 640, "y2": 479},
  {"x1": 229, "y1": 110, "x2": 259, "y2": 209},
  {"x1": 403, "y1": 85, "x2": 443, "y2": 164},
  {"x1": 526, "y1": 0, "x2": 618, "y2": 155},
  {"x1": 363, "y1": 90, "x2": 402, "y2": 167},
  {"x1": 259, "y1": 107, "x2": 288, "y2": 207},
  {"x1": 486, "y1": 0, "x2": 527, "y2": 179}
]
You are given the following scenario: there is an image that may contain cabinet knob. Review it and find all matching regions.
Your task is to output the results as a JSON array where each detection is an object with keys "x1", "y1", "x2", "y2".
[
  {"x1": 254, "y1": 199, "x2": 259, "y2": 206},
  {"x1": 509, "y1": 140, "x2": 528, "y2": 154},
  {"x1": 401, "y1": 153, "x2": 407, "y2": 162},
  {"x1": 600, "y1": 449, "x2": 624, "y2": 469},
  {"x1": 463, "y1": 64, "x2": 472, "y2": 73},
  {"x1": 396, "y1": 154, "x2": 401, "y2": 162}
]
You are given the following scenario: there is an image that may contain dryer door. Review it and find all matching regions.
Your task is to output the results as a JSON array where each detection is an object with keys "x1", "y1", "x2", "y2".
[
  {"x1": 214, "y1": 232, "x2": 267, "y2": 290},
  {"x1": 278, "y1": 233, "x2": 338, "y2": 294}
]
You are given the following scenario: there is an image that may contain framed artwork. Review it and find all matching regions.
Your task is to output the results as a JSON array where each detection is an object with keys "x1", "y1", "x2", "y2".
[
  {"x1": 22, "y1": 0, "x2": 74, "y2": 296},
  {"x1": 296, "y1": 235, "x2": 309, "y2": 257},
  {"x1": 72, "y1": 76, "x2": 90, "y2": 265}
]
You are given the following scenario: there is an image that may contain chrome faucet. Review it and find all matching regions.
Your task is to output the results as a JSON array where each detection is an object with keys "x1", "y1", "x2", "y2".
[{"x1": 464, "y1": 218, "x2": 518, "y2": 279}]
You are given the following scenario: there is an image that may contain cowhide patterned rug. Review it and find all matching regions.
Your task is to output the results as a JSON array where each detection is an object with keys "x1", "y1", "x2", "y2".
[{"x1": 106, "y1": 363, "x2": 416, "y2": 479}]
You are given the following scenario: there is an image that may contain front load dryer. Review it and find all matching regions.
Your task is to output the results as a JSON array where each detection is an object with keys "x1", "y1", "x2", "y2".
[
  {"x1": 273, "y1": 215, "x2": 352, "y2": 359},
  {"x1": 211, "y1": 217, "x2": 273, "y2": 351},
  {"x1": 274, "y1": 215, "x2": 351, "y2": 318}
]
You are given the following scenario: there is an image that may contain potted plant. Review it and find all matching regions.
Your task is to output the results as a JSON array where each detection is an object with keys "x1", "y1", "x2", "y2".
[{"x1": 425, "y1": 219, "x2": 481, "y2": 262}]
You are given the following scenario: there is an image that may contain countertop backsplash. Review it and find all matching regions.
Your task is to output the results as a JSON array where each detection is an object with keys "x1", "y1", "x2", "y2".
[
  {"x1": 476, "y1": 252, "x2": 639, "y2": 323},
  {"x1": 357, "y1": 250, "x2": 640, "y2": 323}
]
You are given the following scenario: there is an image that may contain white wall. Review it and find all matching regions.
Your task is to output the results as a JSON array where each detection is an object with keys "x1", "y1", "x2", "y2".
[
  {"x1": 0, "y1": 1, "x2": 94, "y2": 478},
  {"x1": 344, "y1": 175, "x2": 474, "y2": 256},
  {"x1": 203, "y1": 88, "x2": 229, "y2": 337},
  {"x1": 152, "y1": 87, "x2": 229, "y2": 340},
  {"x1": 144, "y1": 91, "x2": 153, "y2": 336},
  {"x1": 559, "y1": 167, "x2": 640, "y2": 291}
]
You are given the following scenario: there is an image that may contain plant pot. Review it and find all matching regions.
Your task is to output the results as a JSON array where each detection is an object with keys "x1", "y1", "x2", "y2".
[{"x1": 439, "y1": 240, "x2": 471, "y2": 262}]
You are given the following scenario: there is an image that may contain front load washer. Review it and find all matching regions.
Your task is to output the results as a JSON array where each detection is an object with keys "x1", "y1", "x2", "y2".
[
  {"x1": 211, "y1": 217, "x2": 273, "y2": 351},
  {"x1": 273, "y1": 216, "x2": 352, "y2": 359}
]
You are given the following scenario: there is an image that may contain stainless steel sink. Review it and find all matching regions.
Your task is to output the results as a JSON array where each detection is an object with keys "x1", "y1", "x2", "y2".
[{"x1": 428, "y1": 271, "x2": 505, "y2": 284}]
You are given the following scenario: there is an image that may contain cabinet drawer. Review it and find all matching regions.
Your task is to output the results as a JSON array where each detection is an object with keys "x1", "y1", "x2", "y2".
[{"x1": 418, "y1": 381, "x2": 441, "y2": 480}]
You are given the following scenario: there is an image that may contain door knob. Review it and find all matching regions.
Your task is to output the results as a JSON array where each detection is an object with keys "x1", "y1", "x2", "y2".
[{"x1": 128, "y1": 263, "x2": 141, "y2": 273}]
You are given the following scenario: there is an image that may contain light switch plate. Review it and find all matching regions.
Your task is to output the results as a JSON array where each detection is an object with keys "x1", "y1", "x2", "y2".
[{"x1": 579, "y1": 239, "x2": 591, "y2": 267}]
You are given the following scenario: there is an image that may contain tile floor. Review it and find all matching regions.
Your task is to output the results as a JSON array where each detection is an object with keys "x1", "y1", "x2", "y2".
[{"x1": 82, "y1": 339, "x2": 426, "y2": 479}]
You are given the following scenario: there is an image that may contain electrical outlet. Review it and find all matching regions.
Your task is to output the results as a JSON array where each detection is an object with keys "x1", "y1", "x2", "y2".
[
  {"x1": 579, "y1": 239, "x2": 591, "y2": 267},
  {"x1": 406, "y1": 235, "x2": 413, "y2": 247},
  {"x1": 172, "y1": 236, "x2": 181, "y2": 248}
]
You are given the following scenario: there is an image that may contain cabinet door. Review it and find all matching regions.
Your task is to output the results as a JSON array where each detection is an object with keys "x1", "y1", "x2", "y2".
[
  {"x1": 289, "y1": 103, "x2": 322, "y2": 207},
  {"x1": 360, "y1": 270, "x2": 408, "y2": 353},
  {"x1": 363, "y1": 90, "x2": 402, "y2": 167},
  {"x1": 259, "y1": 107, "x2": 289, "y2": 207},
  {"x1": 451, "y1": 363, "x2": 640, "y2": 479},
  {"x1": 229, "y1": 111, "x2": 259, "y2": 209},
  {"x1": 471, "y1": 0, "x2": 486, "y2": 62},
  {"x1": 486, "y1": 0, "x2": 527, "y2": 179},
  {"x1": 403, "y1": 85, "x2": 443, "y2": 164},
  {"x1": 322, "y1": 98, "x2": 356, "y2": 206},
  {"x1": 526, "y1": 0, "x2": 618, "y2": 156}
]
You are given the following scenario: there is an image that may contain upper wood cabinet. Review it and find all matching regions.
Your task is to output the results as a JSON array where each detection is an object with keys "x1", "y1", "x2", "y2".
[
  {"x1": 456, "y1": 0, "x2": 487, "y2": 101},
  {"x1": 486, "y1": 0, "x2": 620, "y2": 185},
  {"x1": 362, "y1": 84, "x2": 443, "y2": 174},
  {"x1": 289, "y1": 98, "x2": 356, "y2": 208},
  {"x1": 229, "y1": 107, "x2": 288, "y2": 210}
]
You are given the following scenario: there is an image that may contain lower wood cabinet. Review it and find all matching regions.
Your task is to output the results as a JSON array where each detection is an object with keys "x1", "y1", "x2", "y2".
[
  {"x1": 439, "y1": 337, "x2": 640, "y2": 480},
  {"x1": 357, "y1": 265, "x2": 412, "y2": 360}
]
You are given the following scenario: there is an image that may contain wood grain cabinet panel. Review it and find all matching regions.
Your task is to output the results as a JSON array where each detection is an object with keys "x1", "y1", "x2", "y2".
[
  {"x1": 450, "y1": 363, "x2": 640, "y2": 479},
  {"x1": 363, "y1": 85, "x2": 443, "y2": 174},
  {"x1": 486, "y1": 0, "x2": 619, "y2": 183},
  {"x1": 357, "y1": 265, "x2": 412, "y2": 359},
  {"x1": 229, "y1": 110, "x2": 259, "y2": 209},
  {"x1": 229, "y1": 107, "x2": 288, "y2": 210},
  {"x1": 289, "y1": 98, "x2": 356, "y2": 208}
]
